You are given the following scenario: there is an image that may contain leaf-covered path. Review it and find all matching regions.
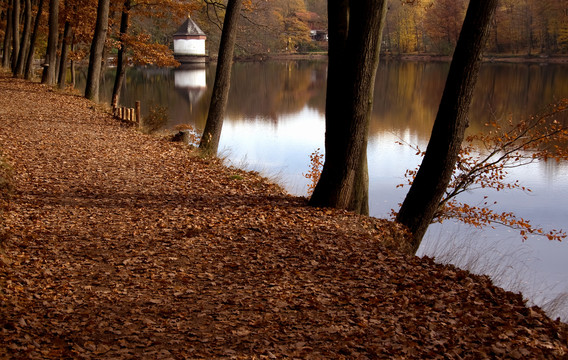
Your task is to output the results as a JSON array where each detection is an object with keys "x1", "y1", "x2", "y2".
[{"x1": 0, "y1": 75, "x2": 567, "y2": 359}]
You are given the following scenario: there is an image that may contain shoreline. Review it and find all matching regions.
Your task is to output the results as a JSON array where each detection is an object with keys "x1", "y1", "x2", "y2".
[{"x1": 224, "y1": 52, "x2": 568, "y2": 64}]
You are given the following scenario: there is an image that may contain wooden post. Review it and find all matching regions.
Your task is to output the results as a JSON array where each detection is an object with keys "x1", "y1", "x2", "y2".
[{"x1": 135, "y1": 101, "x2": 141, "y2": 124}]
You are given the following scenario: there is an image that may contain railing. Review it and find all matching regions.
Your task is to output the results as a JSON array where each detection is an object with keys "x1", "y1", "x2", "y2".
[{"x1": 114, "y1": 101, "x2": 141, "y2": 124}]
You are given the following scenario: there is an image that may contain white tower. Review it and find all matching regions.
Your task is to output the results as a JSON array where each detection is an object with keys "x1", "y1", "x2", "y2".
[{"x1": 173, "y1": 16, "x2": 207, "y2": 63}]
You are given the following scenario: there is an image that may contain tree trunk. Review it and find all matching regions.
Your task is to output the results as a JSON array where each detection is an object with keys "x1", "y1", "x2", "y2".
[
  {"x1": 308, "y1": 0, "x2": 388, "y2": 215},
  {"x1": 54, "y1": 29, "x2": 63, "y2": 80},
  {"x1": 70, "y1": 32, "x2": 75, "y2": 87},
  {"x1": 24, "y1": 0, "x2": 43, "y2": 79},
  {"x1": 85, "y1": 0, "x2": 109, "y2": 102},
  {"x1": 111, "y1": 0, "x2": 130, "y2": 109},
  {"x1": 396, "y1": 0, "x2": 499, "y2": 254},
  {"x1": 199, "y1": 0, "x2": 244, "y2": 155},
  {"x1": 10, "y1": 0, "x2": 20, "y2": 71},
  {"x1": 41, "y1": 0, "x2": 58, "y2": 85},
  {"x1": 2, "y1": 4, "x2": 12, "y2": 68},
  {"x1": 57, "y1": 20, "x2": 71, "y2": 89},
  {"x1": 14, "y1": 0, "x2": 31, "y2": 76}
]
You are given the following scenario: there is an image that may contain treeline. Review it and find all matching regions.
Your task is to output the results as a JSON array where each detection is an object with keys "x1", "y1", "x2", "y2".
[
  {"x1": 385, "y1": 0, "x2": 568, "y2": 56},
  {"x1": 0, "y1": 0, "x2": 566, "y2": 92},
  {"x1": 0, "y1": 0, "x2": 197, "y2": 75},
  {"x1": 199, "y1": 0, "x2": 567, "y2": 57}
]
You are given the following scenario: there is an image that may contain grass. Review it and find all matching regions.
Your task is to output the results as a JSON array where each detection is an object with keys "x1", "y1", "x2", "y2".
[
  {"x1": 140, "y1": 105, "x2": 169, "y2": 134},
  {"x1": 419, "y1": 224, "x2": 568, "y2": 323}
]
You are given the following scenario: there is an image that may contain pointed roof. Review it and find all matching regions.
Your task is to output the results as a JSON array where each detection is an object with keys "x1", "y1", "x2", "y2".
[{"x1": 174, "y1": 16, "x2": 206, "y2": 37}]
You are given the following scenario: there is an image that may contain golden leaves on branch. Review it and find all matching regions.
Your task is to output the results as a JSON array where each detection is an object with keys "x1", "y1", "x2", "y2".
[
  {"x1": 397, "y1": 98, "x2": 568, "y2": 241},
  {"x1": 303, "y1": 147, "x2": 323, "y2": 196}
]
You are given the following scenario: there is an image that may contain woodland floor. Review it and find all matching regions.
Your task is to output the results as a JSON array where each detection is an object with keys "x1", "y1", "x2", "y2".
[{"x1": 0, "y1": 73, "x2": 567, "y2": 359}]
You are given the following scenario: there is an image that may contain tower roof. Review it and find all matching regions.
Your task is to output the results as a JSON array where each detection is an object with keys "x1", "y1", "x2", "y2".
[{"x1": 174, "y1": 17, "x2": 206, "y2": 37}]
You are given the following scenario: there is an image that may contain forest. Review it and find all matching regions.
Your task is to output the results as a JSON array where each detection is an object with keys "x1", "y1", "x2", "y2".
[{"x1": 1, "y1": 0, "x2": 567, "y2": 81}]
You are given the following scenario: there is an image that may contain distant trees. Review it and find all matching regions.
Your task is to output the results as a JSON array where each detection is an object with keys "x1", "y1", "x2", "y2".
[
  {"x1": 382, "y1": 0, "x2": 567, "y2": 56},
  {"x1": 0, "y1": 0, "x2": 197, "y2": 97}
]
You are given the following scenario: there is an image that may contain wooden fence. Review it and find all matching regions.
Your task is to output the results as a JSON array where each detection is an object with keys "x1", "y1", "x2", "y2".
[{"x1": 114, "y1": 101, "x2": 141, "y2": 124}]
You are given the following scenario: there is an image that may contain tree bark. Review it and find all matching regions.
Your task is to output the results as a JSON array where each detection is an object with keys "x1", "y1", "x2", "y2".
[
  {"x1": 14, "y1": 0, "x2": 31, "y2": 76},
  {"x1": 54, "y1": 29, "x2": 63, "y2": 80},
  {"x1": 199, "y1": 0, "x2": 244, "y2": 155},
  {"x1": 308, "y1": 0, "x2": 388, "y2": 215},
  {"x1": 111, "y1": 0, "x2": 131, "y2": 109},
  {"x1": 57, "y1": 20, "x2": 71, "y2": 89},
  {"x1": 10, "y1": 0, "x2": 20, "y2": 71},
  {"x1": 396, "y1": 0, "x2": 499, "y2": 254},
  {"x1": 2, "y1": 4, "x2": 12, "y2": 68},
  {"x1": 41, "y1": 0, "x2": 58, "y2": 85},
  {"x1": 70, "y1": 32, "x2": 75, "y2": 87},
  {"x1": 84, "y1": 0, "x2": 109, "y2": 102},
  {"x1": 24, "y1": 0, "x2": 43, "y2": 79}
]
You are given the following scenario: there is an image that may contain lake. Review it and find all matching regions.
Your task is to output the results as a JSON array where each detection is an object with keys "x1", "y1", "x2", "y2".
[{"x1": 77, "y1": 60, "x2": 568, "y2": 321}]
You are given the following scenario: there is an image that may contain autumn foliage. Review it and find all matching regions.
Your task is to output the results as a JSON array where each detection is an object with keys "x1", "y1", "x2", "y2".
[
  {"x1": 2, "y1": 74, "x2": 568, "y2": 358},
  {"x1": 303, "y1": 147, "x2": 323, "y2": 196},
  {"x1": 397, "y1": 99, "x2": 568, "y2": 241},
  {"x1": 0, "y1": 153, "x2": 12, "y2": 243}
]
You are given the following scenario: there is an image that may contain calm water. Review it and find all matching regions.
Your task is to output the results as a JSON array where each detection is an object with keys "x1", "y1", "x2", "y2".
[{"x1": 78, "y1": 60, "x2": 568, "y2": 321}]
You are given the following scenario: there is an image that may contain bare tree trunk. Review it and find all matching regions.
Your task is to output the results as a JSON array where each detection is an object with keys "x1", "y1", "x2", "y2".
[
  {"x1": 199, "y1": 0, "x2": 244, "y2": 155},
  {"x1": 396, "y1": 0, "x2": 499, "y2": 254},
  {"x1": 41, "y1": 0, "x2": 58, "y2": 85},
  {"x1": 2, "y1": 4, "x2": 12, "y2": 68},
  {"x1": 111, "y1": 0, "x2": 130, "y2": 109},
  {"x1": 69, "y1": 32, "x2": 75, "y2": 87},
  {"x1": 85, "y1": 0, "x2": 109, "y2": 102},
  {"x1": 57, "y1": 20, "x2": 71, "y2": 89},
  {"x1": 24, "y1": 0, "x2": 43, "y2": 79},
  {"x1": 14, "y1": 0, "x2": 31, "y2": 76},
  {"x1": 54, "y1": 29, "x2": 63, "y2": 80},
  {"x1": 10, "y1": 0, "x2": 19, "y2": 71},
  {"x1": 308, "y1": 0, "x2": 388, "y2": 215}
]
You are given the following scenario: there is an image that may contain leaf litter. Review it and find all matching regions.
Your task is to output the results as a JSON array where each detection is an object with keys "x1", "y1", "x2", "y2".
[{"x1": 0, "y1": 75, "x2": 567, "y2": 359}]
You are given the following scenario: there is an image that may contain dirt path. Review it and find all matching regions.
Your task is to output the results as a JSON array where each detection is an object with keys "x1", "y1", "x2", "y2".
[{"x1": 0, "y1": 75, "x2": 567, "y2": 359}]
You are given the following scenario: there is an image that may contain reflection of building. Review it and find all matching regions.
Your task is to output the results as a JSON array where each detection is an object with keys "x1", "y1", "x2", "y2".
[
  {"x1": 174, "y1": 65, "x2": 207, "y2": 112},
  {"x1": 173, "y1": 16, "x2": 207, "y2": 63}
]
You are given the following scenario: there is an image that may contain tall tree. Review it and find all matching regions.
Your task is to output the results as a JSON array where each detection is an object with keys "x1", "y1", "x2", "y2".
[
  {"x1": 111, "y1": 0, "x2": 131, "y2": 109},
  {"x1": 24, "y1": 0, "x2": 44, "y2": 79},
  {"x1": 199, "y1": 0, "x2": 244, "y2": 155},
  {"x1": 41, "y1": 0, "x2": 58, "y2": 84},
  {"x1": 2, "y1": 2, "x2": 12, "y2": 68},
  {"x1": 57, "y1": 20, "x2": 72, "y2": 88},
  {"x1": 14, "y1": 0, "x2": 31, "y2": 76},
  {"x1": 84, "y1": 0, "x2": 110, "y2": 102},
  {"x1": 396, "y1": 0, "x2": 500, "y2": 253},
  {"x1": 10, "y1": 0, "x2": 19, "y2": 71},
  {"x1": 308, "y1": 0, "x2": 388, "y2": 215}
]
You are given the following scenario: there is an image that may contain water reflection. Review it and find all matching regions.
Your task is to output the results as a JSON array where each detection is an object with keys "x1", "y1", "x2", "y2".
[
  {"x1": 77, "y1": 61, "x2": 568, "y2": 320},
  {"x1": 174, "y1": 66, "x2": 207, "y2": 115},
  {"x1": 85, "y1": 61, "x2": 568, "y2": 139}
]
